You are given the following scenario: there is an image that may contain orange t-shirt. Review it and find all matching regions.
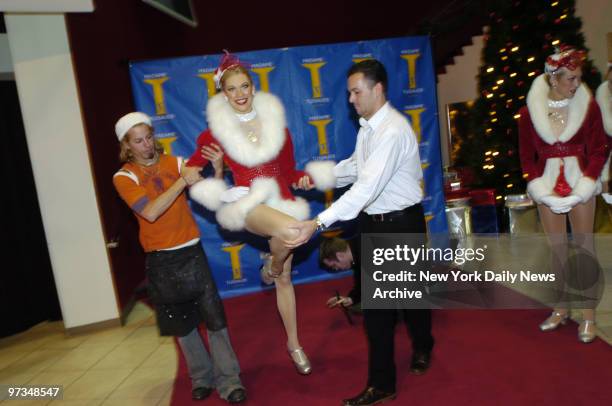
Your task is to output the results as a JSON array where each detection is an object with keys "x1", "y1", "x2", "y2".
[{"x1": 113, "y1": 155, "x2": 200, "y2": 252}]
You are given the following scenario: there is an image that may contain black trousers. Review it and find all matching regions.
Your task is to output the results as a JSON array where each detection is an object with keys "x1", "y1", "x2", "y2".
[{"x1": 360, "y1": 204, "x2": 434, "y2": 393}]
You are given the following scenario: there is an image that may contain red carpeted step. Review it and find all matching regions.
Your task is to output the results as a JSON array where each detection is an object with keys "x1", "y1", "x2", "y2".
[{"x1": 170, "y1": 277, "x2": 611, "y2": 406}]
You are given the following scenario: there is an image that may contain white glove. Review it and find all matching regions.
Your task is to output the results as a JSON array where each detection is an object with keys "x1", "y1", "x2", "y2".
[
  {"x1": 219, "y1": 186, "x2": 250, "y2": 203},
  {"x1": 602, "y1": 193, "x2": 612, "y2": 205},
  {"x1": 549, "y1": 195, "x2": 582, "y2": 214}
]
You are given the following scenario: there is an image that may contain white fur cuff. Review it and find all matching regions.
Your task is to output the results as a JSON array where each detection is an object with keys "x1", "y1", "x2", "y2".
[
  {"x1": 189, "y1": 178, "x2": 228, "y2": 211},
  {"x1": 305, "y1": 160, "x2": 337, "y2": 191},
  {"x1": 571, "y1": 176, "x2": 597, "y2": 203},
  {"x1": 526, "y1": 177, "x2": 549, "y2": 204}
]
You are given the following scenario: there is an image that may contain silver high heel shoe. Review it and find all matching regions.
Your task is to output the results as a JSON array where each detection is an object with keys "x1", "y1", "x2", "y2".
[
  {"x1": 539, "y1": 311, "x2": 568, "y2": 332},
  {"x1": 578, "y1": 320, "x2": 596, "y2": 343},
  {"x1": 288, "y1": 347, "x2": 312, "y2": 375}
]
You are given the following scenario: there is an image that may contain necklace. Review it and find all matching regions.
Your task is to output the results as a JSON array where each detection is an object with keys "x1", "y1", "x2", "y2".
[
  {"x1": 246, "y1": 130, "x2": 258, "y2": 143},
  {"x1": 547, "y1": 98, "x2": 570, "y2": 108},
  {"x1": 236, "y1": 110, "x2": 257, "y2": 122}
]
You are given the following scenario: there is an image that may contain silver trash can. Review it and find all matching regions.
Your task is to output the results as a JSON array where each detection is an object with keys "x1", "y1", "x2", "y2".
[
  {"x1": 445, "y1": 197, "x2": 472, "y2": 237},
  {"x1": 505, "y1": 194, "x2": 540, "y2": 234}
]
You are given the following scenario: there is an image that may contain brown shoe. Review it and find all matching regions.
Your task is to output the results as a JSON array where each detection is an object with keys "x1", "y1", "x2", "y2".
[
  {"x1": 409, "y1": 351, "x2": 431, "y2": 375},
  {"x1": 342, "y1": 386, "x2": 396, "y2": 406}
]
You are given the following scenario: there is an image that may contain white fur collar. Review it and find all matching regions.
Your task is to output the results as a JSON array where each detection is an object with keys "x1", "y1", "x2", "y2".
[
  {"x1": 526, "y1": 74, "x2": 591, "y2": 145},
  {"x1": 206, "y1": 91, "x2": 286, "y2": 167},
  {"x1": 596, "y1": 81, "x2": 612, "y2": 136}
]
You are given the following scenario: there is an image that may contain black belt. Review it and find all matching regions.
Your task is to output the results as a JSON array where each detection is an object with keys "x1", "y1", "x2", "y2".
[{"x1": 368, "y1": 208, "x2": 409, "y2": 222}]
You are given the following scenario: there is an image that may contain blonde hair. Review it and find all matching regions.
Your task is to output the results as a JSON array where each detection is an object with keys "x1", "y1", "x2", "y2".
[
  {"x1": 118, "y1": 124, "x2": 164, "y2": 163},
  {"x1": 220, "y1": 65, "x2": 254, "y2": 91}
]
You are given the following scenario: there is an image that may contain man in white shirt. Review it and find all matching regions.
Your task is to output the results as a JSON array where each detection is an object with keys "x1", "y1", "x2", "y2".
[{"x1": 287, "y1": 59, "x2": 434, "y2": 406}]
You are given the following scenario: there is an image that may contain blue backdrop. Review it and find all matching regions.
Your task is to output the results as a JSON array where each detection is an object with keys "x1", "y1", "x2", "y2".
[{"x1": 129, "y1": 36, "x2": 447, "y2": 298}]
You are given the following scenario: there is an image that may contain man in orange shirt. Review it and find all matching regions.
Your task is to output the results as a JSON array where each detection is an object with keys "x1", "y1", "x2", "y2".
[{"x1": 113, "y1": 112, "x2": 245, "y2": 403}]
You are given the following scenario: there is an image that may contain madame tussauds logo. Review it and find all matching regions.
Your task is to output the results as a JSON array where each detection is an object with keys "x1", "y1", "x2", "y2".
[
  {"x1": 222, "y1": 243, "x2": 246, "y2": 281},
  {"x1": 302, "y1": 58, "x2": 327, "y2": 99}
]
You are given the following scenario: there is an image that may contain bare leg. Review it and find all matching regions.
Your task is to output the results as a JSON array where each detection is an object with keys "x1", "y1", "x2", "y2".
[
  {"x1": 273, "y1": 254, "x2": 300, "y2": 350},
  {"x1": 538, "y1": 204, "x2": 569, "y2": 318},
  {"x1": 568, "y1": 197, "x2": 596, "y2": 324},
  {"x1": 243, "y1": 205, "x2": 309, "y2": 366},
  {"x1": 244, "y1": 205, "x2": 300, "y2": 276}
]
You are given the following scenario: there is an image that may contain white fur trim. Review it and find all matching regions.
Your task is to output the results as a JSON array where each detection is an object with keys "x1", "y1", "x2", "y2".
[
  {"x1": 526, "y1": 74, "x2": 591, "y2": 145},
  {"x1": 189, "y1": 178, "x2": 228, "y2": 211},
  {"x1": 267, "y1": 196, "x2": 310, "y2": 221},
  {"x1": 601, "y1": 156, "x2": 611, "y2": 183},
  {"x1": 305, "y1": 160, "x2": 337, "y2": 191},
  {"x1": 527, "y1": 176, "x2": 551, "y2": 203},
  {"x1": 572, "y1": 176, "x2": 597, "y2": 203},
  {"x1": 206, "y1": 92, "x2": 286, "y2": 168},
  {"x1": 113, "y1": 169, "x2": 139, "y2": 185},
  {"x1": 595, "y1": 81, "x2": 612, "y2": 136},
  {"x1": 215, "y1": 177, "x2": 310, "y2": 231},
  {"x1": 527, "y1": 156, "x2": 602, "y2": 201}
]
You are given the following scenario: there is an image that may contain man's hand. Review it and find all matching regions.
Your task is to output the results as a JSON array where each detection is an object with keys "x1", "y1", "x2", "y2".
[
  {"x1": 292, "y1": 175, "x2": 315, "y2": 190},
  {"x1": 284, "y1": 219, "x2": 318, "y2": 248},
  {"x1": 181, "y1": 166, "x2": 203, "y2": 186},
  {"x1": 326, "y1": 295, "x2": 353, "y2": 308}
]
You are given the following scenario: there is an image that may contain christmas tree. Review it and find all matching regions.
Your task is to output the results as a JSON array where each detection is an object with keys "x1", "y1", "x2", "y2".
[{"x1": 453, "y1": 0, "x2": 601, "y2": 201}]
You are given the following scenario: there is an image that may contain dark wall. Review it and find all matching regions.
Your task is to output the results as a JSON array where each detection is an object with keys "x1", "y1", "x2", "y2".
[{"x1": 64, "y1": 0, "x2": 472, "y2": 309}]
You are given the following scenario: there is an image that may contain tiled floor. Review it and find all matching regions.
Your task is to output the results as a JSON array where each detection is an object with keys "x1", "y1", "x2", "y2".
[{"x1": 0, "y1": 302, "x2": 176, "y2": 405}]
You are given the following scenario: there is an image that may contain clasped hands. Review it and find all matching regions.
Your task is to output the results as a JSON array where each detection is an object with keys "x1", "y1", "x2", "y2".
[
  {"x1": 326, "y1": 295, "x2": 353, "y2": 308},
  {"x1": 540, "y1": 194, "x2": 582, "y2": 214}
]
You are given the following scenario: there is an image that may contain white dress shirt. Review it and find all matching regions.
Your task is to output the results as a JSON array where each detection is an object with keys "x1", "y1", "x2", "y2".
[{"x1": 318, "y1": 102, "x2": 423, "y2": 227}]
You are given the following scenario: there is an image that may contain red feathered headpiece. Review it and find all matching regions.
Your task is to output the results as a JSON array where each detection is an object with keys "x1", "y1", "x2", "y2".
[
  {"x1": 545, "y1": 45, "x2": 586, "y2": 74},
  {"x1": 213, "y1": 50, "x2": 249, "y2": 89}
]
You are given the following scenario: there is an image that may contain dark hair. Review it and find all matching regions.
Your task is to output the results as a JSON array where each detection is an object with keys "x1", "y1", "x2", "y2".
[
  {"x1": 319, "y1": 237, "x2": 349, "y2": 268},
  {"x1": 347, "y1": 59, "x2": 388, "y2": 95}
]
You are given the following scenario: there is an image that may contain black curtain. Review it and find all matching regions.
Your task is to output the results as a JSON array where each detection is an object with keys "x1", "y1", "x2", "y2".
[{"x1": 0, "y1": 81, "x2": 62, "y2": 338}]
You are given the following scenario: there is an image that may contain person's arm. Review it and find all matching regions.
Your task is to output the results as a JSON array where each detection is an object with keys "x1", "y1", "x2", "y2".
[
  {"x1": 277, "y1": 130, "x2": 311, "y2": 188},
  {"x1": 200, "y1": 142, "x2": 225, "y2": 179},
  {"x1": 518, "y1": 107, "x2": 549, "y2": 204},
  {"x1": 285, "y1": 128, "x2": 409, "y2": 248},
  {"x1": 317, "y1": 127, "x2": 407, "y2": 227},
  {"x1": 571, "y1": 103, "x2": 610, "y2": 202},
  {"x1": 113, "y1": 164, "x2": 201, "y2": 223},
  {"x1": 333, "y1": 153, "x2": 358, "y2": 188}
]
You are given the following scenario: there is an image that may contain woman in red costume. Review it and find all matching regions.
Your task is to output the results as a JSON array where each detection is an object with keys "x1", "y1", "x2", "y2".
[
  {"x1": 596, "y1": 64, "x2": 612, "y2": 199},
  {"x1": 188, "y1": 52, "x2": 335, "y2": 374},
  {"x1": 519, "y1": 46, "x2": 609, "y2": 343}
]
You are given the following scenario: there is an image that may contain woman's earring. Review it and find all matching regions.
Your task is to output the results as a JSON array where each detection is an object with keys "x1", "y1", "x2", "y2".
[
  {"x1": 224, "y1": 95, "x2": 229, "y2": 102},
  {"x1": 252, "y1": 89, "x2": 256, "y2": 96}
]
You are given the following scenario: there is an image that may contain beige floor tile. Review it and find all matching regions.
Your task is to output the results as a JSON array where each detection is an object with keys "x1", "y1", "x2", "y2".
[
  {"x1": 0, "y1": 349, "x2": 30, "y2": 370},
  {"x1": 106, "y1": 367, "x2": 174, "y2": 400},
  {"x1": 0, "y1": 335, "x2": 60, "y2": 354},
  {"x1": 91, "y1": 341, "x2": 158, "y2": 370},
  {"x1": 156, "y1": 386, "x2": 173, "y2": 406},
  {"x1": 140, "y1": 344, "x2": 178, "y2": 370},
  {"x1": 5, "y1": 350, "x2": 69, "y2": 374},
  {"x1": 124, "y1": 325, "x2": 164, "y2": 344},
  {"x1": 0, "y1": 368, "x2": 39, "y2": 385},
  {"x1": 26, "y1": 370, "x2": 85, "y2": 388},
  {"x1": 45, "y1": 346, "x2": 115, "y2": 373},
  {"x1": 0, "y1": 400, "x2": 51, "y2": 405},
  {"x1": 78, "y1": 327, "x2": 138, "y2": 346},
  {"x1": 61, "y1": 369, "x2": 133, "y2": 400},
  {"x1": 48, "y1": 400, "x2": 102, "y2": 405},
  {"x1": 38, "y1": 335, "x2": 89, "y2": 351},
  {"x1": 124, "y1": 303, "x2": 154, "y2": 327},
  {"x1": 101, "y1": 398, "x2": 160, "y2": 406}
]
